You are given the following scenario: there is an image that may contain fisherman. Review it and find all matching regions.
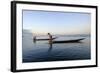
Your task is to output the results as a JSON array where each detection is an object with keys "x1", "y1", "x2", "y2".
[
  {"x1": 33, "y1": 36, "x2": 36, "y2": 43},
  {"x1": 48, "y1": 33, "x2": 53, "y2": 44}
]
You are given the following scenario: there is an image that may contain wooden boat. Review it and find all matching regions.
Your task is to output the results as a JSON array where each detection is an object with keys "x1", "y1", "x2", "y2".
[
  {"x1": 52, "y1": 38, "x2": 85, "y2": 43},
  {"x1": 35, "y1": 37, "x2": 57, "y2": 41}
]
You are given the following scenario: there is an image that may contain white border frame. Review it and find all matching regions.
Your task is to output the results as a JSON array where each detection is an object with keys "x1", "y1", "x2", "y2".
[{"x1": 14, "y1": 2, "x2": 97, "y2": 70}]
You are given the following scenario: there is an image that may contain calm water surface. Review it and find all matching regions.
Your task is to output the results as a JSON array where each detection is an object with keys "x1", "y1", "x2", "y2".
[{"x1": 22, "y1": 32, "x2": 91, "y2": 63}]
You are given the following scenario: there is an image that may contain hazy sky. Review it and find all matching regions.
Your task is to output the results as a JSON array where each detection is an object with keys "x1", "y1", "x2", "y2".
[{"x1": 23, "y1": 10, "x2": 91, "y2": 35}]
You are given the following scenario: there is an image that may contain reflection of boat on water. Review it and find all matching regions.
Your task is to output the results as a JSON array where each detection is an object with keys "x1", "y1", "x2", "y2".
[{"x1": 52, "y1": 38, "x2": 85, "y2": 43}]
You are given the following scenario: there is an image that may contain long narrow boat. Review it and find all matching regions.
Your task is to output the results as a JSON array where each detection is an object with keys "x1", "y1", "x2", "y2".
[{"x1": 52, "y1": 38, "x2": 85, "y2": 43}]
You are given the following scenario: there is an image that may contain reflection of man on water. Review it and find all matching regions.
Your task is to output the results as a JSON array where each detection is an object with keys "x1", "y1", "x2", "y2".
[{"x1": 48, "y1": 33, "x2": 53, "y2": 44}]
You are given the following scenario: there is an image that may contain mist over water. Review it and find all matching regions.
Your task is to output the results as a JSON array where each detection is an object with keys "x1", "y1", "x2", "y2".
[{"x1": 22, "y1": 30, "x2": 91, "y2": 63}]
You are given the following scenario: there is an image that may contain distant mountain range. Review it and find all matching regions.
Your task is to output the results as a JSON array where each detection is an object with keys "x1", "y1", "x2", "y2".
[{"x1": 22, "y1": 29, "x2": 90, "y2": 37}]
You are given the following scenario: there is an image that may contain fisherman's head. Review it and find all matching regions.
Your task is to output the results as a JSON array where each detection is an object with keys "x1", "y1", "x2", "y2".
[{"x1": 48, "y1": 33, "x2": 50, "y2": 35}]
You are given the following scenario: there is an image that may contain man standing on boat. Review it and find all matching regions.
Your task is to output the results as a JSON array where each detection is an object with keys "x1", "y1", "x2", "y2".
[
  {"x1": 33, "y1": 36, "x2": 36, "y2": 43},
  {"x1": 48, "y1": 33, "x2": 53, "y2": 44}
]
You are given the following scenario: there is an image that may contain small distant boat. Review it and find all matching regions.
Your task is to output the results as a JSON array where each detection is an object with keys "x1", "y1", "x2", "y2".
[
  {"x1": 52, "y1": 38, "x2": 85, "y2": 43},
  {"x1": 34, "y1": 37, "x2": 58, "y2": 41}
]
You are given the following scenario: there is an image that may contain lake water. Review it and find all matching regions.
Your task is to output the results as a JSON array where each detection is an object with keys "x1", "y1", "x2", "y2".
[{"x1": 22, "y1": 32, "x2": 91, "y2": 63}]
